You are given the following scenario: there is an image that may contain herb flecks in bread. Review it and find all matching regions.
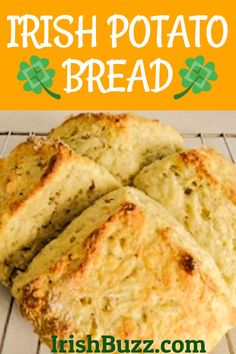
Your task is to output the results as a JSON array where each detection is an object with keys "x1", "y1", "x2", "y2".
[
  {"x1": 13, "y1": 188, "x2": 235, "y2": 352},
  {"x1": 48, "y1": 113, "x2": 184, "y2": 184},
  {"x1": 0, "y1": 137, "x2": 120, "y2": 287},
  {"x1": 134, "y1": 147, "x2": 236, "y2": 302}
]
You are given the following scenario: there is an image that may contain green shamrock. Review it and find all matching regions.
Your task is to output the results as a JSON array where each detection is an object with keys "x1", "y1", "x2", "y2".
[
  {"x1": 174, "y1": 56, "x2": 218, "y2": 100},
  {"x1": 17, "y1": 56, "x2": 61, "y2": 100}
]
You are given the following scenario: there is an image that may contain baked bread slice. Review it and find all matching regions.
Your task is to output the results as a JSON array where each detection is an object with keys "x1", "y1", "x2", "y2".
[
  {"x1": 134, "y1": 147, "x2": 236, "y2": 303},
  {"x1": 0, "y1": 137, "x2": 120, "y2": 287},
  {"x1": 48, "y1": 113, "x2": 184, "y2": 184},
  {"x1": 13, "y1": 187, "x2": 235, "y2": 352}
]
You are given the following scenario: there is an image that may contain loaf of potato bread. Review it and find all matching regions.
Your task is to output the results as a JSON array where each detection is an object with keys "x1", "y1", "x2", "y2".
[
  {"x1": 134, "y1": 147, "x2": 236, "y2": 303},
  {"x1": 12, "y1": 187, "x2": 235, "y2": 352},
  {"x1": 0, "y1": 137, "x2": 120, "y2": 287},
  {"x1": 48, "y1": 113, "x2": 184, "y2": 184}
]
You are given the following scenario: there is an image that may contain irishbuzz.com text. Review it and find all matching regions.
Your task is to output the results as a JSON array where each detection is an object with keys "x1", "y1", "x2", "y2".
[{"x1": 51, "y1": 335, "x2": 206, "y2": 353}]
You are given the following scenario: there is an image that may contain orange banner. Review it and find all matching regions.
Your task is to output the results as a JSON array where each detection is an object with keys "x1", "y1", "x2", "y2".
[{"x1": 0, "y1": 0, "x2": 235, "y2": 109}]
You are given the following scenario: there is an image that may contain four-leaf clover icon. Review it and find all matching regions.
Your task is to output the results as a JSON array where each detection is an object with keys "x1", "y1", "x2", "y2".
[
  {"x1": 17, "y1": 56, "x2": 61, "y2": 100},
  {"x1": 174, "y1": 56, "x2": 218, "y2": 100}
]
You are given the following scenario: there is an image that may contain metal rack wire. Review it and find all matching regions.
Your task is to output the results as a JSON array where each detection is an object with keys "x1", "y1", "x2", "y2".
[{"x1": 0, "y1": 131, "x2": 235, "y2": 354}]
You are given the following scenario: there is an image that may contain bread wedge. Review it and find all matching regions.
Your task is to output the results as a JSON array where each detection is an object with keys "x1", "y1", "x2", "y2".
[
  {"x1": 0, "y1": 137, "x2": 120, "y2": 287},
  {"x1": 13, "y1": 187, "x2": 235, "y2": 352},
  {"x1": 48, "y1": 113, "x2": 184, "y2": 184},
  {"x1": 134, "y1": 147, "x2": 236, "y2": 303}
]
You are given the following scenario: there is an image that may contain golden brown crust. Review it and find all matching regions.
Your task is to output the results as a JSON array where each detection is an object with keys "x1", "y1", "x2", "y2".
[
  {"x1": 13, "y1": 188, "x2": 235, "y2": 350},
  {"x1": 7, "y1": 143, "x2": 73, "y2": 216},
  {"x1": 179, "y1": 148, "x2": 236, "y2": 204},
  {"x1": 0, "y1": 137, "x2": 120, "y2": 287},
  {"x1": 180, "y1": 149, "x2": 218, "y2": 185},
  {"x1": 0, "y1": 138, "x2": 69, "y2": 218},
  {"x1": 58, "y1": 112, "x2": 161, "y2": 128},
  {"x1": 48, "y1": 113, "x2": 183, "y2": 184},
  {"x1": 18, "y1": 201, "x2": 144, "y2": 343},
  {"x1": 134, "y1": 147, "x2": 236, "y2": 302}
]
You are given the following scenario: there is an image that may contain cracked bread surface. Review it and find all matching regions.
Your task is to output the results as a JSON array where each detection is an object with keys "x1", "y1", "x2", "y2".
[
  {"x1": 48, "y1": 113, "x2": 184, "y2": 184},
  {"x1": 134, "y1": 147, "x2": 236, "y2": 303},
  {"x1": 13, "y1": 187, "x2": 235, "y2": 353},
  {"x1": 0, "y1": 137, "x2": 120, "y2": 287}
]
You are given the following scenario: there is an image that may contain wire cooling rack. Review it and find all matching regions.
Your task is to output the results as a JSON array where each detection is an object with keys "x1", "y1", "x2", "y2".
[{"x1": 0, "y1": 131, "x2": 235, "y2": 354}]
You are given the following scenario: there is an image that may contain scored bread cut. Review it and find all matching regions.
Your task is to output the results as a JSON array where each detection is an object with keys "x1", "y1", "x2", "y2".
[
  {"x1": 47, "y1": 113, "x2": 184, "y2": 184},
  {"x1": 12, "y1": 187, "x2": 235, "y2": 352},
  {"x1": 0, "y1": 137, "x2": 120, "y2": 287},
  {"x1": 134, "y1": 147, "x2": 236, "y2": 303}
]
